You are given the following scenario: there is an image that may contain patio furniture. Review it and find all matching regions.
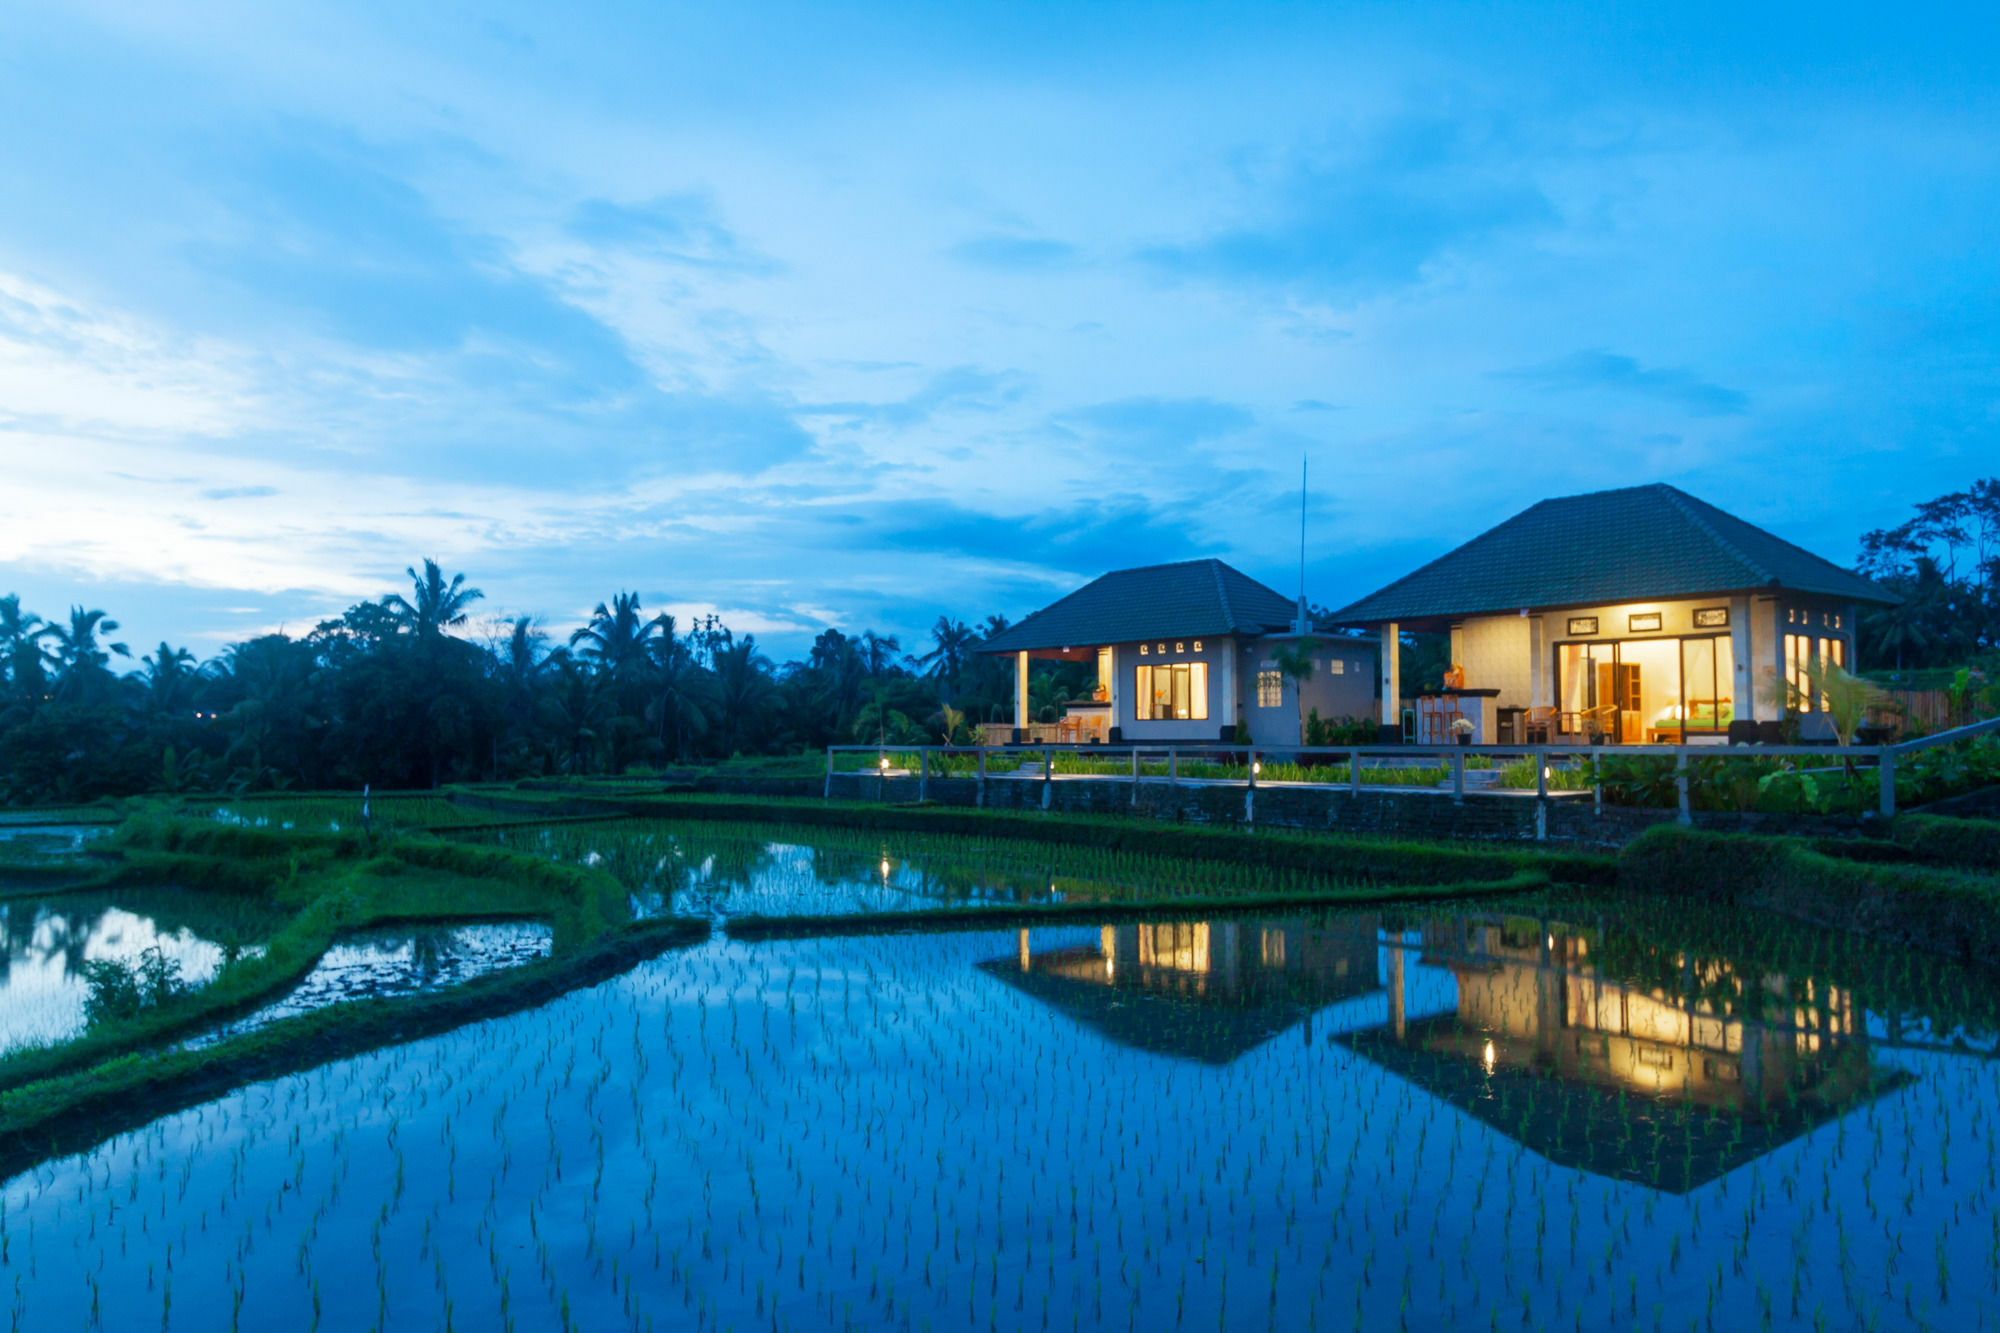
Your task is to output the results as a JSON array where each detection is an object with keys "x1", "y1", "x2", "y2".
[
  {"x1": 1523, "y1": 706, "x2": 1557, "y2": 744},
  {"x1": 1755, "y1": 720, "x2": 1783, "y2": 745},
  {"x1": 1726, "y1": 720, "x2": 1759, "y2": 746}
]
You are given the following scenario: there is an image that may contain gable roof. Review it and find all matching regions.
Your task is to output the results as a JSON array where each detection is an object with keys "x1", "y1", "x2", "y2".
[
  {"x1": 980, "y1": 558, "x2": 1299, "y2": 654},
  {"x1": 1329, "y1": 483, "x2": 1896, "y2": 627}
]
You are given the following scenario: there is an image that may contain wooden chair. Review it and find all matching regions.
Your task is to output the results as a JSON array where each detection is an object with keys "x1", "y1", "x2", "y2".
[{"x1": 1523, "y1": 706, "x2": 1557, "y2": 744}]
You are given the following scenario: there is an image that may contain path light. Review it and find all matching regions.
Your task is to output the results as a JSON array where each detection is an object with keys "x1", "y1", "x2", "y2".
[
  {"x1": 878, "y1": 755, "x2": 889, "y2": 771},
  {"x1": 1252, "y1": 761, "x2": 1262, "y2": 775}
]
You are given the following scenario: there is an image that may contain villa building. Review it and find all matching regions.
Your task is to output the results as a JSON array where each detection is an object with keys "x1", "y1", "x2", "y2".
[
  {"x1": 978, "y1": 558, "x2": 1379, "y2": 745},
  {"x1": 1329, "y1": 484, "x2": 1899, "y2": 744}
]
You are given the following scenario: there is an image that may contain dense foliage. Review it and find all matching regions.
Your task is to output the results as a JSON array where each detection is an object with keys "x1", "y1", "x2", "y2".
[
  {"x1": 0, "y1": 564, "x2": 1077, "y2": 802},
  {"x1": 1856, "y1": 476, "x2": 2000, "y2": 671}
]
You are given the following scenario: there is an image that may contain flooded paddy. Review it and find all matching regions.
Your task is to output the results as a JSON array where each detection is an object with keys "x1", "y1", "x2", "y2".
[
  {"x1": 5, "y1": 887, "x2": 1997, "y2": 1332},
  {"x1": 189, "y1": 921, "x2": 553, "y2": 1046},
  {"x1": 0, "y1": 890, "x2": 286, "y2": 1052},
  {"x1": 457, "y1": 817, "x2": 1355, "y2": 918}
]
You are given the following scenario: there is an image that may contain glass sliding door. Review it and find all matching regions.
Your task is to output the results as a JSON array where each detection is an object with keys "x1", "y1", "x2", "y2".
[{"x1": 1678, "y1": 635, "x2": 1735, "y2": 738}]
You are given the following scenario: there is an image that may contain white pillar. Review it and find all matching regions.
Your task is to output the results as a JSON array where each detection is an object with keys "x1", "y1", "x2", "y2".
[
  {"x1": 1015, "y1": 650, "x2": 1029, "y2": 738},
  {"x1": 1528, "y1": 616, "x2": 1549, "y2": 708},
  {"x1": 1380, "y1": 623, "x2": 1401, "y2": 734}
]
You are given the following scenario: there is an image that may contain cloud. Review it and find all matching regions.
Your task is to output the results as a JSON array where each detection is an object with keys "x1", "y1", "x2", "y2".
[
  {"x1": 948, "y1": 235, "x2": 1078, "y2": 270},
  {"x1": 869, "y1": 499, "x2": 1217, "y2": 575},
  {"x1": 200, "y1": 485, "x2": 279, "y2": 500},
  {"x1": 1138, "y1": 113, "x2": 1553, "y2": 298},
  {"x1": 1060, "y1": 396, "x2": 1255, "y2": 448},
  {"x1": 1496, "y1": 350, "x2": 1750, "y2": 417},
  {"x1": 803, "y1": 366, "x2": 1030, "y2": 429},
  {"x1": 566, "y1": 194, "x2": 774, "y2": 273}
]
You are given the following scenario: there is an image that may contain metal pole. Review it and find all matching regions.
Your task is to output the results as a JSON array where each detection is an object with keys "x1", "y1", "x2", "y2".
[
  {"x1": 1675, "y1": 749, "x2": 1690, "y2": 825},
  {"x1": 920, "y1": 747, "x2": 929, "y2": 803},
  {"x1": 824, "y1": 747, "x2": 833, "y2": 801},
  {"x1": 1246, "y1": 750, "x2": 1257, "y2": 826},
  {"x1": 1592, "y1": 753, "x2": 1602, "y2": 817},
  {"x1": 1452, "y1": 748, "x2": 1465, "y2": 803},
  {"x1": 1042, "y1": 745, "x2": 1053, "y2": 810},
  {"x1": 1169, "y1": 747, "x2": 1178, "y2": 785},
  {"x1": 1350, "y1": 749, "x2": 1361, "y2": 795},
  {"x1": 1130, "y1": 747, "x2": 1139, "y2": 805},
  {"x1": 977, "y1": 746, "x2": 988, "y2": 808},
  {"x1": 1879, "y1": 748, "x2": 1897, "y2": 820},
  {"x1": 1534, "y1": 747, "x2": 1547, "y2": 841}
]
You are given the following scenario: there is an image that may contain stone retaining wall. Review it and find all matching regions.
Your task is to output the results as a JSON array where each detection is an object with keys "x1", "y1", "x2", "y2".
[{"x1": 824, "y1": 773, "x2": 1878, "y2": 850}]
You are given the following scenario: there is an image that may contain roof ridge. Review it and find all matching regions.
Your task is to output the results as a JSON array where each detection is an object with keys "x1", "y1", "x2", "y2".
[
  {"x1": 1210, "y1": 559, "x2": 1236, "y2": 630},
  {"x1": 1654, "y1": 485, "x2": 1774, "y2": 585}
]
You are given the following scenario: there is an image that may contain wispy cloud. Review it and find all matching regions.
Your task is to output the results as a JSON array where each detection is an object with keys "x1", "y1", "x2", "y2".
[
  {"x1": 1138, "y1": 113, "x2": 1554, "y2": 299},
  {"x1": 947, "y1": 235, "x2": 1078, "y2": 270},
  {"x1": 1496, "y1": 350, "x2": 1750, "y2": 417}
]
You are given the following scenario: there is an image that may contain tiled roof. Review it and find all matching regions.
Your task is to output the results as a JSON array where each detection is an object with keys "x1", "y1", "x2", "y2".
[
  {"x1": 1329, "y1": 484, "x2": 1896, "y2": 625},
  {"x1": 981, "y1": 559, "x2": 1298, "y2": 654}
]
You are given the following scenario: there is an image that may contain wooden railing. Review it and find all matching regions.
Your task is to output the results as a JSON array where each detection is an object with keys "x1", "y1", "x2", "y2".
[{"x1": 827, "y1": 714, "x2": 2000, "y2": 823}]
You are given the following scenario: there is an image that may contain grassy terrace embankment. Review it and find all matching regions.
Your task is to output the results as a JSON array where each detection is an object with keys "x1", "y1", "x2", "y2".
[
  {"x1": 0, "y1": 811, "x2": 710, "y2": 1174},
  {"x1": 445, "y1": 786, "x2": 1620, "y2": 889},
  {"x1": 1620, "y1": 818, "x2": 2000, "y2": 963}
]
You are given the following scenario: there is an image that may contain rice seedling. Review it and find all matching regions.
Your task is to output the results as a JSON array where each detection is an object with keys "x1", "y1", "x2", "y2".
[{"x1": 0, "y1": 830, "x2": 1992, "y2": 1332}]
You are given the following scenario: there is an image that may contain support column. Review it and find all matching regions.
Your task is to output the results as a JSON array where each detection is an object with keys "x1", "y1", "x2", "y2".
[
  {"x1": 1380, "y1": 623, "x2": 1401, "y2": 743},
  {"x1": 1014, "y1": 650, "x2": 1029, "y2": 743}
]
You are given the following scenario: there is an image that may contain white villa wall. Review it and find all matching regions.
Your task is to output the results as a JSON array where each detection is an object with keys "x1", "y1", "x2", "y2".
[
  {"x1": 1451, "y1": 617, "x2": 1534, "y2": 707},
  {"x1": 1109, "y1": 635, "x2": 1234, "y2": 741},
  {"x1": 1239, "y1": 637, "x2": 1379, "y2": 747}
]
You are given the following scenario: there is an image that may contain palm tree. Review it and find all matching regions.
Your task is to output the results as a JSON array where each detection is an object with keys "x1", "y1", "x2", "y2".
[
  {"x1": 1270, "y1": 637, "x2": 1320, "y2": 745},
  {"x1": 712, "y1": 633, "x2": 776, "y2": 755},
  {"x1": 139, "y1": 643, "x2": 199, "y2": 715},
  {"x1": 859, "y1": 630, "x2": 902, "y2": 679},
  {"x1": 647, "y1": 632, "x2": 718, "y2": 762},
  {"x1": 914, "y1": 616, "x2": 978, "y2": 700},
  {"x1": 569, "y1": 592, "x2": 669, "y2": 682},
  {"x1": 384, "y1": 559, "x2": 483, "y2": 638},
  {"x1": 45, "y1": 607, "x2": 130, "y2": 704},
  {"x1": 0, "y1": 595, "x2": 52, "y2": 703}
]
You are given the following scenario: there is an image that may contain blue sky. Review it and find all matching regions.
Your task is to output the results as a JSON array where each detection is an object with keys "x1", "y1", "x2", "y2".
[{"x1": 2, "y1": 1, "x2": 1996, "y2": 660}]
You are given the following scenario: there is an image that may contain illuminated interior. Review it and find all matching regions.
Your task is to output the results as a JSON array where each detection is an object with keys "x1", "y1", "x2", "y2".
[{"x1": 1557, "y1": 633, "x2": 1735, "y2": 742}]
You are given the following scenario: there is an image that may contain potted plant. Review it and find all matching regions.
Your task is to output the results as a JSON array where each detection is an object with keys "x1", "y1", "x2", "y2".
[{"x1": 1450, "y1": 716, "x2": 1474, "y2": 746}]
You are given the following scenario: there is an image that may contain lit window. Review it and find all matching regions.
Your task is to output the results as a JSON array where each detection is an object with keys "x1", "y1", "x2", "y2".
[
  {"x1": 1257, "y1": 666, "x2": 1283, "y2": 708},
  {"x1": 1137, "y1": 664, "x2": 1210, "y2": 719},
  {"x1": 1192, "y1": 640, "x2": 1202, "y2": 652},
  {"x1": 1328, "y1": 659, "x2": 1345, "y2": 675},
  {"x1": 1175, "y1": 641, "x2": 1184, "y2": 653}
]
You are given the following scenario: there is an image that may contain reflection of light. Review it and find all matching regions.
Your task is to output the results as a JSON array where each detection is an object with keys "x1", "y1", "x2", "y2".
[
  {"x1": 879, "y1": 859, "x2": 890, "y2": 877},
  {"x1": 1482, "y1": 1040, "x2": 1496, "y2": 1073}
]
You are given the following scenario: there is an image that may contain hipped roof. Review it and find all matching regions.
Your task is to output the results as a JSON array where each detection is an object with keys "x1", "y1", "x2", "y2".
[
  {"x1": 980, "y1": 558, "x2": 1298, "y2": 655},
  {"x1": 1330, "y1": 484, "x2": 1897, "y2": 628}
]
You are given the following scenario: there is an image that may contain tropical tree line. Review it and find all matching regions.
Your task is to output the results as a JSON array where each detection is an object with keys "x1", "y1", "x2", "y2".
[
  {"x1": 0, "y1": 563, "x2": 1090, "y2": 803},
  {"x1": 1856, "y1": 477, "x2": 2000, "y2": 672}
]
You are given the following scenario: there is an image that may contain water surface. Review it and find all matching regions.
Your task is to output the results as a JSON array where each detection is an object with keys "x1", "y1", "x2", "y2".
[{"x1": 5, "y1": 894, "x2": 1994, "y2": 1332}]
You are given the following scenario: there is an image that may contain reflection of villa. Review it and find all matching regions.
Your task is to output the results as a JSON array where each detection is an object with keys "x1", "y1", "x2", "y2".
[
  {"x1": 1342, "y1": 912, "x2": 1902, "y2": 1193},
  {"x1": 980, "y1": 916, "x2": 1382, "y2": 1065},
  {"x1": 1331, "y1": 484, "x2": 1899, "y2": 744}
]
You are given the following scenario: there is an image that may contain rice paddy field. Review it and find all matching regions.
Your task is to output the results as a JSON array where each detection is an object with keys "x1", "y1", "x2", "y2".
[
  {"x1": 448, "y1": 817, "x2": 1394, "y2": 918},
  {"x1": 3, "y1": 815, "x2": 1999, "y2": 1332}
]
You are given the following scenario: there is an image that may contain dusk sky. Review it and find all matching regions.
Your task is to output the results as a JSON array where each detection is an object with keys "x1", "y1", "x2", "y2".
[{"x1": 2, "y1": 1, "x2": 1996, "y2": 660}]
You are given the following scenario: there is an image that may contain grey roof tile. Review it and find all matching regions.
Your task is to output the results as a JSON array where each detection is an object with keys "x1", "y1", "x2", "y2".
[
  {"x1": 1330, "y1": 484, "x2": 1896, "y2": 625},
  {"x1": 982, "y1": 558, "x2": 1297, "y2": 654}
]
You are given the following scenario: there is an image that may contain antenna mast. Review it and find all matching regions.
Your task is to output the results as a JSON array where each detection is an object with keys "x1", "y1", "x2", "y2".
[{"x1": 1296, "y1": 454, "x2": 1309, "y2": 633}]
